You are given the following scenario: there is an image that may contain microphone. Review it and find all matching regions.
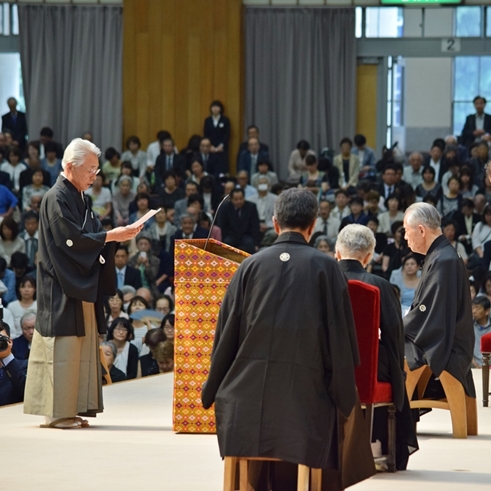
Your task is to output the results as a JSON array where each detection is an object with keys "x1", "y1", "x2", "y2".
[{"x1": 204, "y1": 193, "x2": 231, "y2": 251}]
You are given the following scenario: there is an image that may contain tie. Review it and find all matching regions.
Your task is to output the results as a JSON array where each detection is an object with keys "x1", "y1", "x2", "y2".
[
  {"x1": 323, "y1": 221, "x2": 328, "y2": 235},
  {"x1": 27, "y1": 238, "x2": 37, "y2": 266},
  {"x1": 388, "y1": 186, "x2": 393, "y2": 196},
  {"x1": 117, "y1": 271, "x2": 124, "y2": 289},
  {"x1": 0, "y1": 365, "x2": 4, "y2": 382},
  {"x1": 167, "y1": 156, "x2": 172, "y2": 170}
]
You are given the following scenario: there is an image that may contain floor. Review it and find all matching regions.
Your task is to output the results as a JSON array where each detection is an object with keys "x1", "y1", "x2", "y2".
[{"x1": 2, "y1": 369, "x2": 490, "y2": 491}]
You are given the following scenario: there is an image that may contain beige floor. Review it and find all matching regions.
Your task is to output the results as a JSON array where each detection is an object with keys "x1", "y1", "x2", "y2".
[{"x1": 2, "y1": 369, "x2": 490, "y2": 491}]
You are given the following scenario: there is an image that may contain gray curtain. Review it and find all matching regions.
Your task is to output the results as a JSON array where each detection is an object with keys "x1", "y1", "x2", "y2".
[
  {"x1": 18, "y1": 5, "x2": 123, "y2": 153},
  {"x1": 245, "y1": 8, "x2": 356, "y2": 179}
]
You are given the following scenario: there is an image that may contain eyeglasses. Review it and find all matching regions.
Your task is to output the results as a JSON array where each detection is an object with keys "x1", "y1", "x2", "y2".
[
  {"x1": 156, "y1": 307, "x2": 170, "y2": 314},
  {"x1": 75, "y1": 163, "x2": 100, "y2": 175},
  {"x1": 114, "y1": 326, "x2": 128, "y2": 332}
]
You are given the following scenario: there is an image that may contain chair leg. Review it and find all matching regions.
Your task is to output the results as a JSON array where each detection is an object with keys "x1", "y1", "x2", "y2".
[
  {"x1": 405, "y1": 363, "x2": 427, "y2": 400},
  {"x1": 224, "y1": 457, "x2": 237, "y2": 491},
  {"x1": 364, "y1": 404, "x2": 374, "y2": 443},
  {"x1": 466, "y1": 394, "x2": 478, "y2": 436},
  {"x1": 297, "y1": 464, "x2": 309, "y2": 491},
  {"x1": 239, "y1": 459, "x2": 250, "y2": 491},
  {"x1": 387, "y1": 405, "x2": 397, "y2": 473},
  {"x1": 439, "y1": 371, "x2": 467, "y2": 438},
  {"x1": 482, "y1": 353, "x2": 490, "y2": 408},
  {"x1": 310, "y1": 468, "x2": 322, "y2": 491}
]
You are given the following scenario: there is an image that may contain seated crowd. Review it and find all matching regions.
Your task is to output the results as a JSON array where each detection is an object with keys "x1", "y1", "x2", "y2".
[{"x1": 1, "y1": 97, "x2": 490, "y2": 407}]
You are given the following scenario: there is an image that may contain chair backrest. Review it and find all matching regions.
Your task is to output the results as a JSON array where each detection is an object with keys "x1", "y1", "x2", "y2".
[{"x1": 347, "y1": 279, "x2": 381, "y2": 403}]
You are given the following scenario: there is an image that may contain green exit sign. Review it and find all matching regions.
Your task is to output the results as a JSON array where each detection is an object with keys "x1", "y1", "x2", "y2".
[{"x1": 381, "y1": 0, "x2": 461, "y2": 4}]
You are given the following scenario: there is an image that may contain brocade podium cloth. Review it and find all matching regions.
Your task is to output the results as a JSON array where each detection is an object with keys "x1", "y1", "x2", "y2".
[{"x1": 173, "y1": 239, "x2": 249, "y2": 433}]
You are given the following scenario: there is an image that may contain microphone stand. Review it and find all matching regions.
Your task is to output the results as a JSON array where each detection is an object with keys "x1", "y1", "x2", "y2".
[{"x1": 204, "y1": 194, "x2": 230, "y2": 252}]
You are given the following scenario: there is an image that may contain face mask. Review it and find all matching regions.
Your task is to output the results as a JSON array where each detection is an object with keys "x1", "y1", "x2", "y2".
[{"x1": 258, "y1": 184, "x2": 268, "y2": 192}]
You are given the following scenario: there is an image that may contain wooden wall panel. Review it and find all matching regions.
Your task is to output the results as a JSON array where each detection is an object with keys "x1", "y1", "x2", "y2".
[{"x1": 123, "y1": 0, "x2": 244, "y2": 173}]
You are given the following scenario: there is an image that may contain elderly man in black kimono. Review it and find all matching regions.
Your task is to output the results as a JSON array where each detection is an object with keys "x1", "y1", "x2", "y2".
[
  {"x1": 403, "y1": 202, "x2": 475, "y2": 400},
  {"x1": 24, "y1": 138, "x2": 143, "y2": 429},
  {"x1": 202, "y1": 188, "x2": 374, "y2": 491},
  {"x1": 335, "y1": 224, "x2": 418, "y2": 470}
]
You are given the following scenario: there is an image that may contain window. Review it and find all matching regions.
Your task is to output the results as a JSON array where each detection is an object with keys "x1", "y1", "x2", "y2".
[
  {"x1": 455, "y1": 6, "x2": 481, "y2": 38},
  {"x1": 0, "y1": 3, "x2": 18, "y2": 36},
  {"x1": 387, "y1": 56, "x2": 404, "y2": 147},
  {"x1": 365, "y1": 7, "x2": 403, "y2": 39},
  {"x1": 487, "y1": 7, "x2": 491, "y2": 37},
  {"x1": 453, "y1": 56, "x2": 491, "y2": 136}
]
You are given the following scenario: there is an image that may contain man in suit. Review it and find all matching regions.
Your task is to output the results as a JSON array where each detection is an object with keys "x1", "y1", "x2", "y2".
[
  {"x1": 172, "y1": 214, "x2": 209, "y2": 241},
  {"x1": 378, "y1": 164, "x2": 399, "y2": 202},
  {"x1": 352, "y1": 134, "x2": 376, "y2": 180},
  {"x1": 454, "y1": 198, "x2": 481, "y2": 251},
  {"x1": 237, "y1": 137, "x2": 269, "y2": 178},
  {"x1": 38, "y1": 127, "x2": 64, "y2": 159},
  {"x1": 174, "y1": 181, "x2": 200, "y2": 228},
  {"x1": 0, "y1": 321, "x2": 28, "y2": 407},
  {"x1": 236, "y1": 125, "x2": 269, "y2": 164},
  {"x1": 12, "y1": 311, "x2": 36, "y2": 360},
  {"x1": 248, "y1": 175, "x2": 278, "y2": 234},
  {"x1": 424, "y1": 142, "x2": 447, "y2": 183},
  {"x1": 199, "y1": 137, "x2": 222, "y2": 177},
  {"x1": 154, "y1": 137, "x2": 186, "y2": 185},
  {"x1": 217, "y1": 188, "x2": 260, "y2": 254},
  {"x1": 115, "y1": 245, "x2": 142, "y2": 290},
  {"x1": 1, "y1": 97, "x2": 28, "y2": 151},
  {"x1": 461, "y1": 96, "x2": 491, "y2": 149},
  {"x1": 312, "y1": 200, "x2": 340, "y2": 240}
]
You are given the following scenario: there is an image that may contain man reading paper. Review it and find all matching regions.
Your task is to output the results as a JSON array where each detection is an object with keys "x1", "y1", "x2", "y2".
[{"x1": 24, "y1": 138, "x2": 143, "y2": 429}]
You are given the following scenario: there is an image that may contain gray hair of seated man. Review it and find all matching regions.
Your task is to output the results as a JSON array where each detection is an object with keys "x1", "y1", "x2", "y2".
[
  {"x1": 180, "y1": 213, "x2": 196, "y2": 224},
  {"x1": 121, "y1": 285, "x2": 136, "y2": 296},
  {"x1": 404, "y1": 202, "x2": 441, "y2": 230},
  {"x1": 257, "y1": 175, "x2": 271, "y2": 185},
  {"x1": 118, "y1": 175, "x2": 132, "y2": 186},
  {"x1": 62, "y1": 137, "x2": 101, "y2": 170},
  {"x1": 20, "y1": 311, "x2": 36, "y2": 328},
  {"x1": 336, "y1": 224, "x2": 375, "y2": 257},
  {"x1": 101, "y1": 341, "x2": 117, "y2": 359}
]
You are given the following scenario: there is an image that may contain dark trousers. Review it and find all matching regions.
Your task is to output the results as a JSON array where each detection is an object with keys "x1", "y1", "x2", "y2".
[{"x1": 223, "y1": 235, "x2": 255, "y2": 254}]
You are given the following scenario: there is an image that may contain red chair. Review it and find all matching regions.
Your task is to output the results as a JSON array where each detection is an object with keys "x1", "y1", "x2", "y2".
[
  {"x1": 348, "y1": 279, "x2": 396, "y2": 472},
  {"x1": 481, "y1": 332, "x2": 491, "y2": 407}
]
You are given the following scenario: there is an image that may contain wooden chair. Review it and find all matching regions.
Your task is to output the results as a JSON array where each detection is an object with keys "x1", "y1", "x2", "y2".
[
  {"x1": 347, "y1": 280, "x2": 396, "y2": 472},
  {"x1": 481, "y1": 332, "x2": 491, "y2": 407},
  {"x1": 223, "y1": 457, "x2": 322, "y2": 491},
  {"x1": 99, "y1": 346, "x2": 112, "y2": 385},
  {"x1": 405, "y1": 362, "x2": 477, "y2": 438}
]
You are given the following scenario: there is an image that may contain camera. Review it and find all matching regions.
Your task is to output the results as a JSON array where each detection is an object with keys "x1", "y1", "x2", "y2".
[{"x1": 0, "y1": 334, "x2": 9, "y2": 352}]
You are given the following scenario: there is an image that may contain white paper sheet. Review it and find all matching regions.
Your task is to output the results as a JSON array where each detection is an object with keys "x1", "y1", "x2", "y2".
[{"x1": 129, "y1": 208, "x2": 161, "y2": 228}]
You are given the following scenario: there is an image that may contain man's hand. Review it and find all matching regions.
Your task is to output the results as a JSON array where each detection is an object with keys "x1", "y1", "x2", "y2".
[
  {"x1": 474, "y1": 129, "x2": 485, "y2": 137},
  {"x1": 105, "y1": 224, "x2": 144, "y2": 243}
]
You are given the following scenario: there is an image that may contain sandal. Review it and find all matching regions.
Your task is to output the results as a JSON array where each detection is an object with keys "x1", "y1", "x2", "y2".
[
  {"x1": 40, "y1": 417, "x2": 82, "y2": 429},
  {"x1": 75, "y1": 417, "x2": 90, "y2": 428}
]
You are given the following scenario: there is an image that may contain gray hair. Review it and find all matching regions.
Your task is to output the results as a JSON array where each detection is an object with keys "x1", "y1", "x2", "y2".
[
  {"x1": 118, "y1": 175, "x2": 132, "y2": 186},
  {"x1": 121, "y1": 285, "x2": 136, "y2": 296},
  {"x1": 62, "y1": 138, "x2": 101, "y2": 170},
  {"x1": 313, "y1": 235, "x2": 330, "y2": 249},
  {"x1": 257, "y1": 175, "x2": 271, "y2": 185},
  {"x1": 336, "y1": 224, "x2": 375, "y2": 257},
  {"x1": 20, "y1": 310, "x2": 36, "y2": 328},
  {"x1": 404, "y1": 202, "x2": 441, "y2": 230},
  {"x1": 101, "y1": 341, "x2": 117, "y2": 359},
  {"x1": 180, "y1": 213, "x2": 196, "y2": 224}
]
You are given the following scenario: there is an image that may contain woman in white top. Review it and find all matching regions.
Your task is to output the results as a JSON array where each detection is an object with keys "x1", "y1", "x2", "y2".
[
  {"x1": 106, "y1": 317, "x2": 140, "y2": 379},
  {"x1": 121, "y1": 136, "x2": 148, "y2": 179},
  {"x1": 7, "y1": 275, "x2": 37, "y2": 338},
  {"x1": 288, "y1": 140, "x2": 316, "y2": 178},
  {"x1": 377, "y1": 195, "x2": 405, "y2": 236},
  {"x1": 0, "y1": 217, "x2": 25, "y2": 265},
  {"x1": 472, "y1": 205, "x2": 491, "y2": 258},
  {"x1": 85, "y1": 172, "x2": 112, "y2": 220},
  {"x1": 1, "y1": 148, "x2": 27, "y2": 192}
]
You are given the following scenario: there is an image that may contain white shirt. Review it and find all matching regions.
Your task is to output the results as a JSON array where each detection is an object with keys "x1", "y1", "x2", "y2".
[
  {"x1": 313, "y1": 216, "x2": 341, "y2": 239},
  {"x1": 429, "y1": 160, "x2": 441, "y2": 180},
  {"x1": 331, "y1": 206, "x2": 350, "y2": 221},
  {"x1": 146, "y1": 141, "x2": 160, "y2": 168},
  {"x1": 0, "y1": 162, "x2": 27, "y2": 191}
]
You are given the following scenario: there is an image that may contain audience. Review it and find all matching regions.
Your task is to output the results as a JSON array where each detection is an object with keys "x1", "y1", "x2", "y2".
[{"x1": 106, "y1": 317, "x2": 140, "y2": 379}]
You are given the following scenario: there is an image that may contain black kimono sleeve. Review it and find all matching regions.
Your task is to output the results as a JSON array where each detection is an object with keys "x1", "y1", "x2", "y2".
[
  {"x1": 404, "y1": 258, "x2": 458, "y2": 376},
  {"x1": 201, "y1": 268, "x2": 243, "y2": 410}
]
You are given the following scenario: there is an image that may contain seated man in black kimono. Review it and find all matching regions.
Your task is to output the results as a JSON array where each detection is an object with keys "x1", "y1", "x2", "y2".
[
  {"x1": 335, "y1": 224, "x2": 418, "y2": 470},
  {"x1": 403, "y1": 202, "x2": 475, "y2": 401},
  {"x1": 202, "y1": 188, "x2": 374, "y2": 491}
]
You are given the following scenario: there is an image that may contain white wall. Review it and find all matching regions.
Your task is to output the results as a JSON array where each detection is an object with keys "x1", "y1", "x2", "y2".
[
  {"x1": 404, "y1": 57, "x2": 452, "y2": 152},
  {"x1": 0, "y1": 53, "x2": 23, "y2": 112}
]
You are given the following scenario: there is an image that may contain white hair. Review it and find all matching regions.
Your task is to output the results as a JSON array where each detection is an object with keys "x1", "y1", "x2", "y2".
[
  {"x1": 20, "y1": 310, "x2": 36, "y2": 328},
  {"x1": 336, "y1": 224, "x2": 375, "y2": 258},
  {"x1": 62, "y1": 138, "x2": 101, "y2": 170},
  {"x1": 404, "y1": 202, "x2": 441, "y2": 230}
]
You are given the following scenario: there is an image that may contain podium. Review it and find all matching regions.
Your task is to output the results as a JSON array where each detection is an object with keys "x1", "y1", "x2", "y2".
[{"x1": 173, "y1": 239, "x2": 249, "y2": 433}]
